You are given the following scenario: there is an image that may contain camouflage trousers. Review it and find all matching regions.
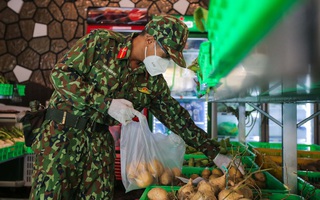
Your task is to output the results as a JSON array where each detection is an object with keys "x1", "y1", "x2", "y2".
[{"x1": 30, "y1": 120, "x2": 116, "y2": 200}]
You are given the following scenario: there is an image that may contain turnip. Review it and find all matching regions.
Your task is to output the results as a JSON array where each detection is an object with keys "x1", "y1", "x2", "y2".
[
  {"x1": 147, "y1": 187, "x2": 169, "y2": 200},
  {"x1": 190, "y1": 191, "x2": 217, "y2": 200},
  {"x1": 218, "y1": 188, "x2": 243, "y2": 200},
  {"x1": 201, "y1": 168, "x2": 211, "y2": 180},
  {"x1": 147, "y1": 159, "x2": 164, "y2": 178},
  {"x1": 160, "y1": 167, "x2": 174, "y2": 185},
  {"x1": 209, "y1": 174, "x2": 227, "y2": 192},
  {"x1": 197, "y1": 180, "x2": 219, "y2": 195},
  {"x1": 134, "y1": 171, "x2": 154, "y2": 188},
  {"x1": 178, "y1": 179, "x2": 196, "y2": 200}
]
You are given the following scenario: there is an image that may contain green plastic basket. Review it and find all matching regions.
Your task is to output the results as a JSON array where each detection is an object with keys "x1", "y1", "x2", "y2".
[
  {"x1": 0, "y1": 142, "x2": 25, "y2": 163},
  {"x1": 0, "y1": 84, "x2": 13, "y2": 96},
  {"x1": 139, "y1": 186, "x2": 180, "y2": 200},
  {"x1": 0, "y1": 84, "x2": 25, "y2": 96},
  {"x1": 297, "y1": 171, "x2": 320, "y2": 200},
  {"x1": 247, "y1": 142, "x2": 320, "y2": 152},
  {"x1": 0, "y1": 146, "x2": 9, "y2": 162},
  {"x1": 252, "y1": 171, "x2": 289, "y2": 195},
  {"x1": 7, "y1": 142, "x2": 24, "y2": 159},
  {"x1": 262, "y1": 193, "x2": 305, "y2": 200}
]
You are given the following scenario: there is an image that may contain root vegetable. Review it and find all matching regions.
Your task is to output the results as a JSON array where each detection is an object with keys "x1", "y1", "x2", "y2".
[
  {"x1": 160, "y1": 168, "x2": 173, "y2": 185},
  {"x1": 212, "y1": 168, "x2": 224, "y2": 177},
  {"x1": 147, "y1": 187, "x2": 169, "y2": 200},
  {"x1": 229, "y1": 166, "x2": 243, "y2": 179},
  {"x1": 201, "y1": 168, "x2": 211, "y2": 179},
  {"x1": 190, "y1": 174, "x2": 200, "y2": 180},
  {"x1": 147, "y1": 159, "x2": 164, "y2": 177},
  {"x1": 172, "y1": 167, "x2": 182, "y2": 177},
  {"x1": 190, "y1": 191, "x2": 217, "y2": 200},
  {"x1": 197, "y1": 180, "x2": 219, "y2": 196},
  {"x1": 209, "y1": 174, "x2": 221, "y2": 180},
  {"x1": 244, "y1": 177, "x2": 256, "y2": 187},
  {"x1": 255, "y1": 180, "x2": 266, "y2": 189},
  {"x1": 218, "y1": 188, "x2": 243, "y2": 200},
  {"x1": 253, "y1": 172, "x2": 266, "y2": 182},
  {"x1": 209, "y1": 174, "x2": 227, "y2": 192},
  {"x1": 126, "y1": 163, "x2": 137, "y2": 179},
  {"x1": 137, "y1": 162, "x2": 148, "y2": 172},
  {"x1": 178, "y1": 179, "x2": 196, "y2": 200},
  {"x1": 135, "y1": 171, "x2": 154, "y2": 188},
  {"x1": 235, "y1": 185, "x2": 253, "y2": 199}
]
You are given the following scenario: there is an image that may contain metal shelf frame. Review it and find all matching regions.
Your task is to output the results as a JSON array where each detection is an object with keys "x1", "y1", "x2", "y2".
[{"x1": 206, "y1": 1, "x2": 320, "y2": 194}]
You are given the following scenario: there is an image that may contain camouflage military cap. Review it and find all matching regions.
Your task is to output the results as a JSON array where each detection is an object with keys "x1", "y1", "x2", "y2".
[{"x1": 144, "y1": 15, "x2": 189, "y2": 68}]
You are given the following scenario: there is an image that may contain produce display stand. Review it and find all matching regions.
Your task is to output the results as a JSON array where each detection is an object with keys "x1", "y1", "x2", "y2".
[
  {"x1": 0, "y1": 108, "x2": 27, "y2": 187},
  {"x1": 196, "y1": 0, "x2": 320, "y2": 195},
  {"x1": 138, "y1": 170, "x2": 290, "y2": 200}
]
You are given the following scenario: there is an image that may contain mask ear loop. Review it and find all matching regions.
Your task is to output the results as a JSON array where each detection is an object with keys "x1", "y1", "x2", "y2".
[
  {"x1": 144, "y1": 46, "x2": 147, "y2": 59},
  {"x1": 154, "y1": 41, "x2": 157, "y2": 56}
]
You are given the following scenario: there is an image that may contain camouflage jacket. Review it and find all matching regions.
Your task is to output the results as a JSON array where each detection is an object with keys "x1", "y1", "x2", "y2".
[{"x1": 49, "y1": 29, "x2": 219, "y2": 160}]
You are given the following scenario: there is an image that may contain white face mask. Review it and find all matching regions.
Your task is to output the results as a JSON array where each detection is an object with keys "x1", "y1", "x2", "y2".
[{"x1": 143, "y1": 43, "x2": 170, "y2": 76}]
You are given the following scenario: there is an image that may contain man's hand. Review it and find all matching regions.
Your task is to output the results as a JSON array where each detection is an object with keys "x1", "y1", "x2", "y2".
[{"x1": 108, "y1": 99, "x2": 139, "y2": 125}]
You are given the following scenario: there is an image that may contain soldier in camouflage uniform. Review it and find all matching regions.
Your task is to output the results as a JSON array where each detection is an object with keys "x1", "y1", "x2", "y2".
[{"x1": 30, "y1": 15, "x2": 220, "y2": 199}]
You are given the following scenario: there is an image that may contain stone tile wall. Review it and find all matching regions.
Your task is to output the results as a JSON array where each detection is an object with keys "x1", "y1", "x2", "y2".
[{"x1": 0, "y1": 0, "x2": 208, "y2": 91}]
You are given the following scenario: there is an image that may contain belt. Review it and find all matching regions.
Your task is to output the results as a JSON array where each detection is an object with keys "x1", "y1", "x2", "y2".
[{"x1": 45, "y1": 108, "x2": 108, "y2": 132}]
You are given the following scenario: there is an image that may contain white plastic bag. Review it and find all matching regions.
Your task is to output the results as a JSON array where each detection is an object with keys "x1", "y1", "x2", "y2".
[{"x1": 120, "y1": 113, "x2": 185, "y2": 192}]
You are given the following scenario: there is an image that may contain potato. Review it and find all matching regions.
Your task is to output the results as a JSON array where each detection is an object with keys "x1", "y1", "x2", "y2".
[{"x1": 147, "y1": 187, "x2": 169, "y2": 200}]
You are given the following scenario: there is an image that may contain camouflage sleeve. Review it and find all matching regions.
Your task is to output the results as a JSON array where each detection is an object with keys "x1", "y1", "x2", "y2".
[
  {"x1": 149, "y1": 80, "x2": 220, "y2": 160},
  {"x1": 50, "y1": 30, "x2": 112, "y2": 114}
]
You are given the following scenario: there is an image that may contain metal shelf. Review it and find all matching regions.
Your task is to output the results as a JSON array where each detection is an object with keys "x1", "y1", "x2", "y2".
[{"x1": 201, "y1": 1, "x2": 320, "y2": 194}]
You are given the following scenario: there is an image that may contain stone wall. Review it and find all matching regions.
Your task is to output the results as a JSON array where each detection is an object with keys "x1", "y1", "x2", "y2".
[{"x1": 0, "y1": 0, "x2": 208, "y2": 104}]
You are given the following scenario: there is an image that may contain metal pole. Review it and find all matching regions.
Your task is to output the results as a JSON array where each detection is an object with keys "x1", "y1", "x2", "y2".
[
  {"x1": 282, "y1": 103, "x2": 297, "y2": 193},
  {"x1": 211, "y1": 102, "x2": 218, "y2": 139},
  {"x1": 238, "y1": 103, "x2": 246, "y2": 143}
]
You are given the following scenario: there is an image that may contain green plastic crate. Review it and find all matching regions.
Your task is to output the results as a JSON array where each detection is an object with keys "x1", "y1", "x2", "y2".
[
  {"x1": 0, "y1": 142, "x2": 25, "y2": 163},
  {"x1": 17, "y1": 84, "x2": 26, "y2": 96},
  {"x1": 251, "y1": 171, "x2": 289, "y2": 195},
  {"x1": 297, "y1": 171, "x2": 320, "y2": 200},
  {"x1": 0, "y1": 84, "x2": 13, "y2": 96},
  {"x1": 7, "y1": 142, "x2": 24, "y2": 159},
  {"x1": 247, "y1": 142, "x2": 320, "y2": 152},
  {"x1": 0, "y1": 84, "x2": 25, "y2": 96},
  {"x1": 139, "y1": 186, "x2": 180, "y2": 200},
  {"x1": 262, "y1": 193, "x2": 305, "y2": 200},
  {"x1": 0, "y1": 146, "x2": 9, "y2": 162}
]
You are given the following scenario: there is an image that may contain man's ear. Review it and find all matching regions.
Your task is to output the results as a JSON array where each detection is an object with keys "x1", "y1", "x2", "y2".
[{"x1": 145, "y1": 34, "x2": 155, "y2": 44}]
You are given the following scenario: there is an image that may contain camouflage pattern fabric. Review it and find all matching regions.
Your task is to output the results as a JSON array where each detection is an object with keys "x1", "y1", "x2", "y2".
[
  {"x1": 31, "y1": 120, "x2": 115, "y2": 199},
  {"x1": 30, "y1": 27, "x2": 219, "y2": 199},
  {"x1": 144, "y1": 15, "x2": 189, "y2": 68}
]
